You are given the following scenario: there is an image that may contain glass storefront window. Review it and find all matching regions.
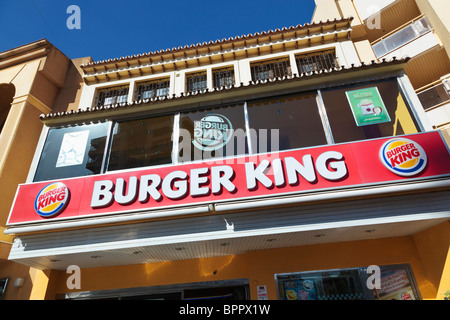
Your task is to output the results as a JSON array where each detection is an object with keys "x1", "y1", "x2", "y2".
[
  {"x1": 276, "y1": 264, "x2": 420, "y2": 300},
  {"x1": 277, "y1": 269, "x2": 366, "y2": 300},
  {"x1": 179, "y1": 104, "x2": 248, "y2": 163},
  {"x1": 107, "y1": 114, "x2": 174, "y2": 171},
  {"x1": 32, "y1": 76, "x2": 425, "y2": 181},
  {"x1": 372, "y1": 265, "x2": 420, "y2": 300},
  {"x1": 33, "y1": 122, "x2": 109, "y2": 182},
  {"x1": 247, "y1": 92, "x2": 328, "y2": 153},
  {"x1": 321, "y1": 78, "x2": 420, "y2": 143}
]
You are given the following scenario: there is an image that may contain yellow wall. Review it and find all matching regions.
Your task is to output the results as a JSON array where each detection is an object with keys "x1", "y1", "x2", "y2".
[
  {"x1": 0, "y1": 41, "x2": 78, "y2": 300},
  {"x1": 45, "y1": 224, "x2": 449, "y2": 300},
  {"x1": 413, "y1": 221, "x2": 450, "y2": 300}
]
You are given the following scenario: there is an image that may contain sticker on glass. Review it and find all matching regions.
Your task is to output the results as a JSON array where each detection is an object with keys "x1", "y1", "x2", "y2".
[
  {"x1": 56, "y1": 130, "x2": 89, "y2": 167},
  {"x1": 192, "y1": 113, "x2": 233, "y2": 151},
  {"x1": 345, "y1": 87, "x2": 391, "y2": 126}
]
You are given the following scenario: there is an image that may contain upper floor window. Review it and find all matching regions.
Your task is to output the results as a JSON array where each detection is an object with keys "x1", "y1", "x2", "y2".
[
  {"x1": 321, "y1": 78, "x2": 419, "y2": 143},
  {"x1": 247, "y1": 92, "x2": 328, "y2": 153},
  {"x1": 135, "y1": 77, "x2": 170, "y2": 100},
  {"x1": 33, "y1": 77, "x2": 422, "y2": 182},
  {"x1": 296, "y1": 50, "x2": 339, "y2": 74},
  {"x1": 186, "y1": 71, "x2": 207, "y2": 92},
  {"x1": 107, "y1": 115, "x2": 174, "y2": 172},
  {"x1": 213, "y1": 67, "x2": 235, "y2": 88},
  {"x1": 179, "y1": 104, "x2": 248, "y2": 163},
  {"x1": 250, "y1": 57, "x2": 292, "y2": 81},
  {"x1": 417, "y1": 79, "x2": 450, "y2": 110},
  {"x1": 95, "y1": 85, "x2": 129, "y2": 108},
  {"x1": 33, "y1": 122, "x2": 110, "y2": 182}
]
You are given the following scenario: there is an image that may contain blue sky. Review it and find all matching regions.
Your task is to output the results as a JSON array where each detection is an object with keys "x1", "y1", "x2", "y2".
[{"x1": 0, "y1": 0, "x2": 316, "y2": 62}]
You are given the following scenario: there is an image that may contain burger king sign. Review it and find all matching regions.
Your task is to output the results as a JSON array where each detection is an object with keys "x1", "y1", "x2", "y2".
[
  {"x1": 34, "y1": 182, "x2": 70, "y2": 218},
  {"x1": 379, "y1": 138, "x2": 427, "y2": 177}
]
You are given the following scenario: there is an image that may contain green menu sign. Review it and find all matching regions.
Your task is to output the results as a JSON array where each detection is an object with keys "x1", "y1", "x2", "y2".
[{"x1": 345, "y1": 87, "x2": 391, "y2": 126}]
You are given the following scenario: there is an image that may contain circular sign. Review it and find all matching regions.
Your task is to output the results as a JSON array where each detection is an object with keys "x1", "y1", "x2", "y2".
[
  {"x1": 379, "y1": 138, "x2": 427, "y2": 177},
  {"x1": 34, "y1": 182, "x2": 70, "y2": 217},
  {"x1": 192, "y1": 113, "x2": 233, "y2": 151}
]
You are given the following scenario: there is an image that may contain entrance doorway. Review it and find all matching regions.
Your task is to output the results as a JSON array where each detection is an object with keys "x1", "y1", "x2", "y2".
[{"x1": 64, "y1": 279, "x2": 249, "y2": 300}]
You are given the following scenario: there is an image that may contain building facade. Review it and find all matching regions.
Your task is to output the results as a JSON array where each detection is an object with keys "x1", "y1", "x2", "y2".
[
  {"x1": 313, "y1": 0, "x2": 450, "y2": 131},
  {"x1": 0, "y1": 39, "x2": 90, "y2": 299},
  {"x1": 2, "y1": 4, "x2": 450, "y2": 300}
]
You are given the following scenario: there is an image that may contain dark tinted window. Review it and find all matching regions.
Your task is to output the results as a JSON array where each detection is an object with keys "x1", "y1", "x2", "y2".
[
  {"x1": 321, "y1": 78, "x2": 420, "y2": 143},
  {"x1": 247, "y1": 92, "x2": 328, "y2": 153},
  {"x1": 34, "y1": 122, "x2": 109, "y2": 182},
  {"x1": 107, "y1": 115, "x2": 174, "y2": 171}
]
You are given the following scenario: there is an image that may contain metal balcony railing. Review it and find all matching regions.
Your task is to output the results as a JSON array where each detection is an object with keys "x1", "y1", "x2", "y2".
[
  {"x1": 135, "y1": 78, "x2": 170, "y2": 100},
  {"x1": 213, "y1": 67, "x2": 235, "y2": 88},
  {"x1": 250, "y1": 57, "x2": 292, "y2": 81},
  {"x1": 186, "y1": 71, "x2": 207, "y2": 92},
  {"x1": 372, "y1": 16, "x2": 432, "y2": 58},
  {"x1": 295, "y1": 50, "x2": 339, "y2": 74},
  {"x1": 95, "y1": 85, "x2": 129, "y2": 108}
]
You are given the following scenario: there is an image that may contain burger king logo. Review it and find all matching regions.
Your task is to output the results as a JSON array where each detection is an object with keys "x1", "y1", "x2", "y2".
[
  {"x1": 193, "y1": 113, "x2": 233, "y2": 151},
  {"x1": 34, "y1": 182, "x2": 70, "y2": 218},
  {"x1": 379, "y1": 138, "x2": 427, "y2": 177}
]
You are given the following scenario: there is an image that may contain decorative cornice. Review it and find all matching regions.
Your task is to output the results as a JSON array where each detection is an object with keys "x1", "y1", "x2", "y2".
[
  {"x1": 80, "y1": 17, "x2": 354, "y2": 74},
  {"x1": 12, "y1": 94, "x2": 52, "y2": 114}
]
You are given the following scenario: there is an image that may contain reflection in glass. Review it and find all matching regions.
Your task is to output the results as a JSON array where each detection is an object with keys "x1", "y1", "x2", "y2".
[
  {"x1": 247, "y1": 93, "x2": 328, "y2": 153},
  {"x1": 34, "y1": 122, "x2": 109, "y2": 182},
  {"x1": 107, "y1": 115, "x2": 174, "y2": 171}
]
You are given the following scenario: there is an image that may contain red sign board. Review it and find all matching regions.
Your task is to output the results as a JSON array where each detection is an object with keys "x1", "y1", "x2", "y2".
[{"x1": 7, "y1": 132, "x2": 450, "y2": 225}]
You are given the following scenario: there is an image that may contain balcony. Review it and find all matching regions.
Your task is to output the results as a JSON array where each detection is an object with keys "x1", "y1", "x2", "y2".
[
  {"x1": 186, "y1": 71, "x2": 207, "y2": 93},
  {"x1": 372, "y1": 16, "x2": 438, "y2": 59},
  {"x1": 417, "y1": 77, "x2": 450, "y2": 128},
  {"x1": 295, "y1": 50, "x2": 339, "y2": 74},
  {"x1": 94, "y1": 85, "x2": 129, "y2": 108},
  {"x1": 135, "y1": 78, "x2": 170, "y2": 100},
  {"x1": 250, "y1": 57, "x2": 292, "y2": 81}
]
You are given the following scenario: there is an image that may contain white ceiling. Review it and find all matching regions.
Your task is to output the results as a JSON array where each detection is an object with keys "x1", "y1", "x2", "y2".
[{"x1": 12, "y1": 216, "x2": 447, "y2": 271}]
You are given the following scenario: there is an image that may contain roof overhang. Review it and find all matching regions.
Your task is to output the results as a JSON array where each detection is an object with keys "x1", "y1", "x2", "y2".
[{"x1": 80, "y1": 17, "x2": 354, "y2": 85}]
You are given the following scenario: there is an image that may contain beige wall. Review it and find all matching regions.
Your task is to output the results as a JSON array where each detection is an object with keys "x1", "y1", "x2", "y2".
[
  {"x1": 415, "y1": 0, "x2": 450, "y2": 60},
  {"x1": 0, "y1": 40, "x2": 85, "y2": 300}
]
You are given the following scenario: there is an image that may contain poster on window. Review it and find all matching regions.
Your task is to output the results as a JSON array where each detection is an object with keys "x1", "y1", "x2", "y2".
[
  {"x1": 377, "y1": 268, "x2": 416, "y2": 300},
  {"x1": 283, "y1": 279, "x2": 318, "y2": 300},
  {"x1": 56, "y1": 130, "x2": 89, "y2": 168},
  {"x1": 346, "y1": 87, "x2": 391, "y2": 126}
]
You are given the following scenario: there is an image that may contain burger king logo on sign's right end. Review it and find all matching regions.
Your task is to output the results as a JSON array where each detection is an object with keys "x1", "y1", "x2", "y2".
[{"x1": 379, "y1": 138, "x2": 427, "y2": 177}]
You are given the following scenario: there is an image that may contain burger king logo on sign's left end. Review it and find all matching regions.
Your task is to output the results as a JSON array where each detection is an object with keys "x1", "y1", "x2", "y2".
[
  {"x1": 379, "y1": 138, "x2": 427, "y2": 177},
  {"x1": 35, "y1": 182, "x2": 70, "y2": 218}
]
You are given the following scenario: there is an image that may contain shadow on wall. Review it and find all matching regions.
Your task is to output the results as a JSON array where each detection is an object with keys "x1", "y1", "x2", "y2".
[
  {"x1": 51, "y1": 58, "x2": 88, "y2": 114},
  {"x1": 0, "y1": 83, "x2": 15, "y2": 134}
]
